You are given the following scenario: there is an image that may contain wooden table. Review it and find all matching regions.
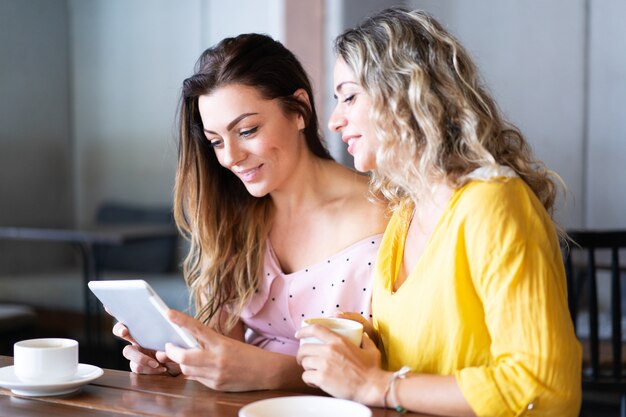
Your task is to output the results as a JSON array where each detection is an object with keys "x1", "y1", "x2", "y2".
[
  {"x1": 0, "y1": 225, "x2": 178, "y2": 356},
  {"x1": 0, "y1": 356, "x2": 428, "y2": 416}
]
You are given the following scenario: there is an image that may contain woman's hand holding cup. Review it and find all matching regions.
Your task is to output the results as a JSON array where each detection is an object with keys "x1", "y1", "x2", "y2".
[
  {"x1": 295, "y1": 319, "x2": 384, "y2": 403},
  {"x1": 298, "y1": 317, "x2": 364, "y2": 347}
]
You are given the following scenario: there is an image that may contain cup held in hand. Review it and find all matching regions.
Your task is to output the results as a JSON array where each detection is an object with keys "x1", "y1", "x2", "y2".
[
  {"x1": 300, "y1": 317, "x2": 364, "y2": 347},
  {"x1": 14, "y1": 338, "x2": 79, "y2": 383}
]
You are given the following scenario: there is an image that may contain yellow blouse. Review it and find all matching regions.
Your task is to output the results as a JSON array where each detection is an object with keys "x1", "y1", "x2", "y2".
[{"x1": 373, "y1": 178, "x2": 581, "y2": 417}]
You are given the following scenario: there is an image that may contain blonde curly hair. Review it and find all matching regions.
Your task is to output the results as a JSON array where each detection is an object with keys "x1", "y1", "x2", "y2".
[{"x1": 334, "y1": 7, "x2": 561, "y2": 215}]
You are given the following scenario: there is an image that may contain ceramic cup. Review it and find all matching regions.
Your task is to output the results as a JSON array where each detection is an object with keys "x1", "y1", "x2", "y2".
[
  {"x1": 14, "y1": 338, "x2": 79, "y2": 383},
  {"x1": 300, "y1": 317, "x2": 364, "y2": 347}
]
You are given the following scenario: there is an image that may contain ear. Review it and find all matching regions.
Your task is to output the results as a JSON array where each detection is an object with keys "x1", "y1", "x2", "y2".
[{"x1": 292, "y1": 88, "x2": 310, "y2": 131}]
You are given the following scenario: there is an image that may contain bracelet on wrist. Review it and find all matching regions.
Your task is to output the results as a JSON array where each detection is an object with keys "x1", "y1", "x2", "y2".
[{"x1": 383, "y1": 365, "x2": 411, "y2": 413}]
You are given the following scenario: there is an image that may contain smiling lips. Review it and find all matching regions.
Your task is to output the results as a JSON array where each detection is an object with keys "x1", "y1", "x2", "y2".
[
  {"x1": 342, "y1": 135, "x2": 360, "y2": 155},
  {"x1": 235, "y1": 164, "x2": 263, "y2": 182}
]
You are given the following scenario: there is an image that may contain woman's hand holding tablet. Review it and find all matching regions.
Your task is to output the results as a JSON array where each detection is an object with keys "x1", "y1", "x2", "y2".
[{"x1": 88, "y1": 280, "x2": 200, "y2": 351}]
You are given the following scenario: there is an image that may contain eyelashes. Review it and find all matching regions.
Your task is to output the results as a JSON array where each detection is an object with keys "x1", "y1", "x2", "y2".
[
  {"x1": 239, "y1": 126, "x2": 258, "y2": 138},
  {"x1": 207, "y1": 126, "x2": 259, "y2": 148}
]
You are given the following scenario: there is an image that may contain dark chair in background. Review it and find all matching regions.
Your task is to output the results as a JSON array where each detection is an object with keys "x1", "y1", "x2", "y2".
[
  {"x1": 564, "y1": 230, "x2": 626, "y2": 417},
  {"x1": 94, "y1": 202, "x2": 178, "y2": 274},
  {"x1": 0, "y1": 304, "x2": 36, "y2": 355}
]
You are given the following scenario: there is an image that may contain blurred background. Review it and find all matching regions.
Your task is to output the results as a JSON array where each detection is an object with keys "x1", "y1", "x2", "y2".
[{"x1": 0, "y1": 0, "x2": 624, "y2": 368}]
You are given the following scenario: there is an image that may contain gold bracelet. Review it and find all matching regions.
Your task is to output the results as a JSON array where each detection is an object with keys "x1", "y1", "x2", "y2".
[{"x1": 389, "y1": 366, "x2": 411, "y2": 413}]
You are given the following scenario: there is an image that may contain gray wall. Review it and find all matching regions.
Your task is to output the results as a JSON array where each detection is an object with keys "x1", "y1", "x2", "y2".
[
  {"x1": 0, "y1": 0, "x2": 73, "y2": 272},
  {"x1": 586, "y1": 0, "x2": 626, "y2": 228},
  {"x1": 69, "y1": 0, "x2": 198, "y2": 226}
]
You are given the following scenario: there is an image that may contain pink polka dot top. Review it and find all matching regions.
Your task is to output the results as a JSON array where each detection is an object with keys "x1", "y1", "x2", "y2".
[{"x1": 240, "y1": 234, "x2": 383, "y2": 356}]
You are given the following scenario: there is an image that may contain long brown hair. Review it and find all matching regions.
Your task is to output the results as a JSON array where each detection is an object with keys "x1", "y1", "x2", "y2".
[
  {"x1": 174, "y1": 34, "x2": 332, "y2": 331},
  {"x1": 335, "y1": 7, "x2": 561, "y2": 215}
]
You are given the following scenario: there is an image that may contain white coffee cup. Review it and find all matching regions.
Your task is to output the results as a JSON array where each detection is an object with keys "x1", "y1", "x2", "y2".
[
  {"x1": 14, "y1": 338, "x2": 79, "y2": 383},
  {"x1": 300, "y1": 317, "x2": 364, "y2": 347}
]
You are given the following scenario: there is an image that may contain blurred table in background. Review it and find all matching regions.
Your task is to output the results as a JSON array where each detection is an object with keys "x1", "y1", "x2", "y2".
[{"x1": 0, "y1": 225, "x2": 178, "y2": 358}]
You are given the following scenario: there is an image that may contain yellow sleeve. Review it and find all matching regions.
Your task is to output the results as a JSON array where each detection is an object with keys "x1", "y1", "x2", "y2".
[{"x1": 454, "y1": 180, "x2": 581, "y2": 417}]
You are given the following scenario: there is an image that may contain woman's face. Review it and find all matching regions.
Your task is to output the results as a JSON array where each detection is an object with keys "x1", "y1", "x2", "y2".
[
  {"x1": 198, "y1": 84, "x2": 306, "y2": 197},
  {"x1": 328, "y1": 57, "x2": 378, "y2": 172}
]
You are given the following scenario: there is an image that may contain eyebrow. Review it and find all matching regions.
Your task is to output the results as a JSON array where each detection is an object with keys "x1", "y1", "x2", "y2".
[
  {"x1": 203, "y1": 112, "x2": 259, "y2": 134},
  {"x1": 333, "y1": 81, "x2": 358, "y2": 99}
]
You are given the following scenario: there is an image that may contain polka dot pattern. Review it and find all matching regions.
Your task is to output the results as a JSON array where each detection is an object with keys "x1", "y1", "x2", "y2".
[{"x1": 240, "y1": 234, "x2": 383, "y2": 355}]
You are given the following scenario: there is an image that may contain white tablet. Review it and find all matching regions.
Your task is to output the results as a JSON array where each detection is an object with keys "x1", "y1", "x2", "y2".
[{"x1": 88, "y1": 279, "x2": 199, "y2": 351}]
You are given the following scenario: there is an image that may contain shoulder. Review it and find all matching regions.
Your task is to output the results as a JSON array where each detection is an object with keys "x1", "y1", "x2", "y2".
[
  {"x1": 321, "y1": 163, "x2": 389, "y2": 236},
  {"x1": 455, "y1": 178, "x2": 540, "y2": 219},
  {"x1": 341, "y1": 171, "x2": 389, "y2": 234},
  {"x1": 454, "y1": 178, "x2": 557, "y2": 250}
]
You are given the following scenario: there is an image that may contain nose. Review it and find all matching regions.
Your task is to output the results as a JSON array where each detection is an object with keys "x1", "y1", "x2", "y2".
[
  {"x1": 220, "y1": 140, "x2": 246, "y2": 168},
  {"x1": 328, "y1": 104, "x2": 347, "y2": 132}
]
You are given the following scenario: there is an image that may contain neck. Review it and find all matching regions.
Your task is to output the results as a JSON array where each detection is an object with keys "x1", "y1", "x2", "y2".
[
  {"x1": 408, "y1": 181, "x2": 455, "y2": 212},
  {"x1": 270, "y1": 155, "x2": 336, "y2": 216}
]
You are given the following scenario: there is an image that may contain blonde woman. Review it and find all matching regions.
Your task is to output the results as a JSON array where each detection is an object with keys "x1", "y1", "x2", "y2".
[
  {"x1": 297, "y1": 8, "x2": 581, "y2": 416},
  {"x1": 114, "y1": 33, "x2": 387, "y2": 392}
]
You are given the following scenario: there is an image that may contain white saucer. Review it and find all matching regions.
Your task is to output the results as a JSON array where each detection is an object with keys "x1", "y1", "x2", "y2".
[
  {"x1": 239, "y1": 395, "x2": 372, "y2": 417},
  {"x1": 0, "y1": 364, "x2": 103, "y2": 397}
]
